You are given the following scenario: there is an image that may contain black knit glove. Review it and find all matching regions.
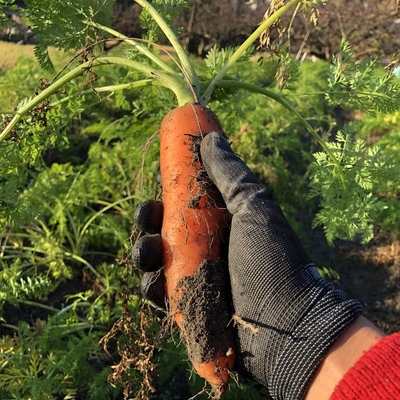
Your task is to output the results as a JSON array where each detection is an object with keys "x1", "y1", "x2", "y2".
[{"x1": 133, "y1": 132, "x2": 362, "y2": 399}]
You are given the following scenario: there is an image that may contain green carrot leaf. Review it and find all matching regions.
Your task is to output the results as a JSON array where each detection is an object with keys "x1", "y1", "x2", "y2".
[
  {"x1": 308, "y1": 125, "x2": 397, "y2": 244},
  {"x1": 139, "y1": 0, "x2": 188, "y2": 42},
  {"x1": 326, "y1": 38, "x2": 400, "y2": 115},
  {"x1": 21, "y1": 0, "x2": 115, "y2": 69},
  {"x1": 205, "y1": 45, "x2": 254, "y2": 78}
]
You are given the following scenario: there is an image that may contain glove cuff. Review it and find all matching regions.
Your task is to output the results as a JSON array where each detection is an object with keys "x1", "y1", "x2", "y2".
[{"x1": 269, "y1": 289, "x2": 363, "y2": 400}]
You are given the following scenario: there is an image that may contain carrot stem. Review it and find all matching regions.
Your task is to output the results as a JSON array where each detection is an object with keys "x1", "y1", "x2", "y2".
[
  {"x1": 0, "y1": 57, "x2": 193, "y2": 142},
  {"x1": 86, "y1": 21, "x2": 176, "y2": 74},
  {"x1": 217, "y1": 79, "x2": 348, "y2": 192},
  {"x1": 51, "y1": 80, "x2": 155, "y2": 107},
  {"x1": 134, "y1": 0, "x2": 200, "y2": 99},
  {"x1": 201, "y1": 0, "x2": 304, "y2": 104}
]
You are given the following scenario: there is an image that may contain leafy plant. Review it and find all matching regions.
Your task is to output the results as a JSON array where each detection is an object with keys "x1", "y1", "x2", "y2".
[
  {"x1": 0, "y1": 320, "x2": 120, "y2": 400},
  {"x1": 327, "y1": 38, "x2": 400, "y2": 115},
  {"x1": 308, "y1": 126, "x2": 397, "y2": 244},
  {"x1": 1, "y1": 0, "x2": 400, "y2": 398},
  {"x1": 0, "y1": 55, "x2": 162, "y2": 399}
]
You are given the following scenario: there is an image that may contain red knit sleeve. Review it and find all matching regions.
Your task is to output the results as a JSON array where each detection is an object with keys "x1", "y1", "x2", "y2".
[{"x1": 330, "y1": 332, "x2": 400, "y2": 400}]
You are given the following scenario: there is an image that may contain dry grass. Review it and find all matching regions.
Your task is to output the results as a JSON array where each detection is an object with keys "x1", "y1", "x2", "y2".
[{"x1": 0, "y1": 41, "x2": 70, "y2": 72}]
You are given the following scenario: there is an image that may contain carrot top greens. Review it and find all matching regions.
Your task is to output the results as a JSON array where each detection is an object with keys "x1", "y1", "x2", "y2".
[{"x1": 1, "y1": 0, "x2": 399, "y2": 260}]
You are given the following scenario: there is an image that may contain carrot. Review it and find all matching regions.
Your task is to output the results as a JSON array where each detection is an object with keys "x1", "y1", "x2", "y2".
[{"x1": 159, "y1": 103, "x2": 236, "y2": 397}]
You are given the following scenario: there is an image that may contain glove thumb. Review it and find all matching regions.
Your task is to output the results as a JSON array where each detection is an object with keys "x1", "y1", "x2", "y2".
[{"x1": 200, "y1": 132, "x2": 273, "y2": 215}]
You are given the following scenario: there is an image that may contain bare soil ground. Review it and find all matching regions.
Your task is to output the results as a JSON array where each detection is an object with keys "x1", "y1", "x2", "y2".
[{"x1": 313, "y1": 231, "x2": 400, "y2": 335}]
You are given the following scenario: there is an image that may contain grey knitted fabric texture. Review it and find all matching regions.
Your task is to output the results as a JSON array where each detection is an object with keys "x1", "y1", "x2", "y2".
[{"x1": 200, "y1": 132, "x2": 362, "y2": 400}]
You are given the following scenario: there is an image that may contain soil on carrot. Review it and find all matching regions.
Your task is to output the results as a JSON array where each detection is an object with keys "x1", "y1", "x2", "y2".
[
  {"x1": 176, "y1": 260, "x2": 234, "y2": 366},
  {"x1": 189, "y1": 133, "x2": 226, "y2": 210},
  {"x1": 172, "y1": 259, "x2": 235, "y2": 399}
]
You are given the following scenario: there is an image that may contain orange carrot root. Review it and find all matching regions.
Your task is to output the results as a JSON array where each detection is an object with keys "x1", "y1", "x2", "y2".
[{"x1": 159, "y1": 103, "x2": 236, "y2": 396}]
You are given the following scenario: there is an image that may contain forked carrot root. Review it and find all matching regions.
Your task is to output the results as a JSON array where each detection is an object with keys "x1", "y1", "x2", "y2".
[{"x1": 159, "y1": 103, "x2": 236, "y2": 397}]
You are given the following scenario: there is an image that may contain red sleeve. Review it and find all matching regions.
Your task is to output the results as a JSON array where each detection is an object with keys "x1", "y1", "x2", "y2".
[{"x1": 330, "y1": 332, "x2": 400, "y2": 400}]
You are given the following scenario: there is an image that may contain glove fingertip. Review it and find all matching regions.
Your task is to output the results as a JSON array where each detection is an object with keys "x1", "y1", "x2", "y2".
[
  {"x1": 200, "y1": 131, "x2": 235, "y2": 185},
  {"x1": 132, "y1": 234, "x2": 163, "y2": 272},
  {"x1": 141, "y1": 271, "x2": 166, "y2": 310},
  {"x1": 201, "y1": 131, "x2": 229, "y2": 157},
  {"x1": 134, "y1": 200, "x2": 163, "y2": 234}
]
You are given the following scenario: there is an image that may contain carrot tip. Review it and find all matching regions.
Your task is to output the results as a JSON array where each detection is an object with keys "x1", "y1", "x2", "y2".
[{"x1": 211, "y1": 383, "x2": 227, "y2": 399}]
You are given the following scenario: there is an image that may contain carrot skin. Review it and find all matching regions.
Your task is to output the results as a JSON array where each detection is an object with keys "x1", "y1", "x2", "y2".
[{"x1": 159, "y1": 103, "x2": 236, "y2": 396}]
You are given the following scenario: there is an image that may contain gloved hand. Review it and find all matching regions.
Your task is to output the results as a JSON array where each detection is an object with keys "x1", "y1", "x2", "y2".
[{"x1": 132, "y1": 132, "x2": 362, "y2": 400}]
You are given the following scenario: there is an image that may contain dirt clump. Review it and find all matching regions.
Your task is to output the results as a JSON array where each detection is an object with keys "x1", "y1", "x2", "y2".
[
  {"x1": 176, "y1": 259, "x2": 235, "y2": 392},
  {"x1": 177, "y1": 260, "x2": 234, "y2": 363}
]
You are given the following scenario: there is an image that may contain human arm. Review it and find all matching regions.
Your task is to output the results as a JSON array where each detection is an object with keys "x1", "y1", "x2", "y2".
[{"x1": 306, "y1": 315, "x2": 385, "y2": 400}]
